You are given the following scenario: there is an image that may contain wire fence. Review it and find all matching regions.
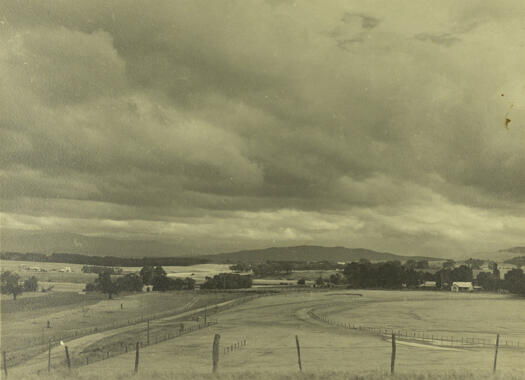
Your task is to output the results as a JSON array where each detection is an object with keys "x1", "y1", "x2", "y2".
[
  {"x1": 1, "y1": 293, "x2": 263, "y2": 370},
  {"x1": 308, "y1": 309, "x2": 525, "y2": 350},
  {"x1": 70, "y1": 320, "x2": 218, "y2": 370},
  {"x1": 223, "y1": 339, "x2": 247, "y2": 355}
]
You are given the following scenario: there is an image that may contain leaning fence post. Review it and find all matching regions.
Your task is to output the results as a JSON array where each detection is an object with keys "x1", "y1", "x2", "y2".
[
  {"x1": 212, "y1": 334, "x2": 220, "y2": 373},
  {"x1": 295, "y1": 335, "x2": 302, "y2": 372},
  {"x1": 64, "y1": 345, "x2": 71, "y2": 370},
  {"x1": 2, "y1": 351, "x2": 7, "y2": 377},
  {"x1": 134, "y1": 342, "x2": 140, "y2": 373},
  {"x1": 493, "y1": 334, "x2": 500, "y2": 373},
  {"x1": 391, "y1": 333, "x2": 396, "y2": 374}
]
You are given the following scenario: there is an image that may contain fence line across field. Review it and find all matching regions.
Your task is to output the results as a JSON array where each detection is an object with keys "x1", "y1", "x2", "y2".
[
  {"x1": 1, "y1": 294, "x2": 262, "y2": 369},
  {"x1": 3, "y1": 322, "x2": 515, "y2": 377},
  {"x1": 308, "y1": 309, "x2": 524, "y2": 350}
]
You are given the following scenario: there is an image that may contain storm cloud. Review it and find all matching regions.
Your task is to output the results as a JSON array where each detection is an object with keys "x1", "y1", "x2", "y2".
[{"x1": 1, "y1": 0, "x2": 525, "y2": 257}]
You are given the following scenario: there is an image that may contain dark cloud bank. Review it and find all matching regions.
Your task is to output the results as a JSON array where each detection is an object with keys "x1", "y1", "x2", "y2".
[{"x1": 1, "y1": 0, "x2": 525, "y2": 258}]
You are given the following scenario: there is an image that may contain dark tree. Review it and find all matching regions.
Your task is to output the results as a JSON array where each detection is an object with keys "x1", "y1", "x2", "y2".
[
  {"x1": 465, "y1": 258, "x2": 484, "y2": 270},
  {"x1": 116, "y1": 273, "x2": 143, "y2": 292},
  {"x1": 1, "y1": 271, "x2": 23, "y2": 300},
  {"x1": 504, "y1": 268, "x2": 525, "y2": 296},
  {"x1": 476, "y1": 272, "x2": 500, "y2": 291},
  {"x1": 201, "y1": 273, "x2": 252, "y2": 289},
  {"x1": 95, "y1": 271, "x2": 119, "y2": 299},
  {"x1": 23, "y1": 276, "x2": 39, "y2": 292},
  {"x1": 140, "y1": 266, "x2": 154, "y2": 285}
]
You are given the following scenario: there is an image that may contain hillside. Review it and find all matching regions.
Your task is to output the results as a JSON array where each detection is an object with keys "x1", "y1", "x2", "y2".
[
  {"x1": 202, "y1": 245, "x2": 442, "y2": 263},
  {"x1": 505, "y1": 256, "x2": 525, "y2": 267},
  {"x1": 473, "y1": 246, "x2": 525, "y2": 262}
]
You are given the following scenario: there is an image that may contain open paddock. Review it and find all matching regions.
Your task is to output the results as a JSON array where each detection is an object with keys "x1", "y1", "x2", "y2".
[{"x1": 6, "y1": 289, "x2": 525, "y2": 379}]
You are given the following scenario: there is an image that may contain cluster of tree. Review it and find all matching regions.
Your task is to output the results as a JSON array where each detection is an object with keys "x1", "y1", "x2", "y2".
[
  {"x1": 464, "y1": 258, "x2": 485, "y2": 269},
  {"x1": 504, "y1": 268, "x2": 525, "y2": 296},
  {"x1": 229, "y1": 261, "x2": 345, "y2": 275},
  {"x1": 434, "y1": 265, "x2": 474, "y2": 288},
  {"x1": 85, "y1": 272, "x2": 143, "y2": 298},
  {"x1": 344, "y1": 261, "x2": 413, "y2": 289},
  {"x1": 85, "y1": 265, "x2": 196, "y2": 297},
  {"x1": 140, "y1": 265, "x2": 196, "y2": 291},
  {"x1": 200, "y1": 273, "x2": 252, "y2": 289},
  {"x1": 81, "y1": 265, "x2": 123, "y2": 274},
  {"x1": 312, "y1": 273, "x2": 345, "y2": 287},
  {"x1": 0, "y1": 251, "x2": 209, "y2": 267},
  {"x1": 342, "y1": 260, "x2": 478, "y2": 289},
  {"x1": 1, "y1": 271, "x2": 39, "y2": 300},
  {"x1": 251, "y1": 262, "x2": 294, "y2": 277}
]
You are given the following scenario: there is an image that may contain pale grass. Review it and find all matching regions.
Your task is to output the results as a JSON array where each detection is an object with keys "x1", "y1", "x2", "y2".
[{"x1": 20, "y1": 369, "x2": 525, "y2": 380}]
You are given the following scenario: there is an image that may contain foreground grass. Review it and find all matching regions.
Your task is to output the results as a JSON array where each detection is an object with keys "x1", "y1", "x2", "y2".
[{"x1": 21, "y1": 369, "x2": 525, "y2": 380}]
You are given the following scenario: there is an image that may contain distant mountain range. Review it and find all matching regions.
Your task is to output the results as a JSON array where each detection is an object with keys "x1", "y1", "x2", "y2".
[
  {"x1": 201, "y1": 245, "x2": 443, "y2": 264},
  {"x1": 472, "y1": 246, "x2": 525, "y2": 262}
]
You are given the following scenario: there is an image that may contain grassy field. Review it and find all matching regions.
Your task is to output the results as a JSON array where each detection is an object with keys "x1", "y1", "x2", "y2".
[
  {"x1": 6, "y1": 289, "x2": 525, "y2": 379},
  {"x1": 17, "y1": 369, "x2": 525, "y2": 380},
  {"x1": 1, "y1": 289, "x2": 246, "y2": 370},
  {"x1": 318, "y1": 291, "x2": 525, "y2": 343}
]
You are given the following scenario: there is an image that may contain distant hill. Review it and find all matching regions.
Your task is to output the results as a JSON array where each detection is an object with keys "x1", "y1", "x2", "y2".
[
  {"x1": 500, "y1": 247, "x2": 525, "y2": 254},
  {"x1": 504, "y1": 256, "x2": 525, "y2": 267},
  {"x1": 202, "y1": 245, "x2": 442, "y2": 264},
  {"x1": 469, "y1": 246, "x2": 525, "y2": 262}
]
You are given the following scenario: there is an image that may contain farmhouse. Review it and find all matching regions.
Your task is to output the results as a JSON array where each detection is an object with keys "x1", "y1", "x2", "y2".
[
  {"x1": 419, "y1": 281, "x2": 437, "y2": 289},
  {"x1": 451, "y1": 282, "x2": 474, "y2": 292}
]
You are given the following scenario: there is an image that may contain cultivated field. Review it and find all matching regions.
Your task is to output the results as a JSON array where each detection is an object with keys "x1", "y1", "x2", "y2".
[{"x1": 5, "y1": 289, "x2": 525, "y2": 379}]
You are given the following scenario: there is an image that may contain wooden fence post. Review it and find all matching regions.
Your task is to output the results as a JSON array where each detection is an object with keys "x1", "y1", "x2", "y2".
[
  {"x1": 134, "y1": 342, "x2": 140, "y2": 373},
  {"x1": 48, "y1": 342, "x2": 51, "y2": 372},
  {"x1": 3, "y1": 350, "x2": 7, "y2": 377},
  {"x1": 147, "y1": 320, "x2": 150, "y2": 345},
  {"x1": 493, "y1": 334, "x2": 500, "y2": 373},
  {"x1": 212, "y1": 334, "x2": 221, "y2": 373},
  {"x1": 295, "y1": 335, "x2": 302, "y2": 372},
  {"x1": 391, "y1": 333, "x2": 396, "y2": 374},
  {"x1": 64, "y1": 346, "x2": 71, "y2": 370}
]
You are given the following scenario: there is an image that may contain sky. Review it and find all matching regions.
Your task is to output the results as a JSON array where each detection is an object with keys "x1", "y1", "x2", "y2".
[{"x1": 1, "y1": 0, "x2": 525, "y2": 258}]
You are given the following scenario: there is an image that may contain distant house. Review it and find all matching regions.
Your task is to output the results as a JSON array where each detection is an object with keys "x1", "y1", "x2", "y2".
[
  {"x1": 451, "y1": 282, "x2": 473, "y2": 292},
  {"x1": 142, "y1": 285, "x2": 153, "y2": 292},
  {"x1": 59, "y1": 267, "x2": 72, "y2": 273},
  {"x1": 419, "y1": 281, "x2": 437, "y2": 289}
]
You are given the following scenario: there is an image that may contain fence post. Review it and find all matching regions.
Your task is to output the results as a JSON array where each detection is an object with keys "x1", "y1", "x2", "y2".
[
  {"x1": 64, "y1": 346, "x2": 71, "y2": 370},
  {"x1": 295, "y1": 335, "x2": 302, "y2": 372},
  {"x1": 147, "y1": 320, "x2": 150, "y2": 345},
  {"x1": 212, "y1": 334, "x2": 221, "y2": 373},
  {"x1": 391, "y1": 333, "x2": 396, "y2": 374},
  {"x1": 493, "y1": 334, "x2": 500, "y2": 373},
  {"x1": 48, "y1": 342, "x2": 51, "y2": 372},
  {"x1": 2, "y1": 351, "x2": 7, "y2": 377},
  {"x1": 134, "y1": 342, "x2": 140, "y2": 373}
]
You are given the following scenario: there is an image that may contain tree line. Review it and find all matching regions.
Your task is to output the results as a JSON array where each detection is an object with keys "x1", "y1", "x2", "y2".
[
  {"x1": 342, "y1": 260, "x2": 525, "y2": 296},
  {"x1": 81, "y1": 265, "x2": 123, "y2": 275},
  {"x1": 201, "y1": 273, "x2": 252, "y2": 289},
  {"x1": 230, "y1": 261, "x2": 347, "y2": 277},
  {"x1": 85, "y1": 265, "x2": 197, "y2": 298},
  {"x1": 0, "y1": 251, "x2": 209, "y2": 267}
]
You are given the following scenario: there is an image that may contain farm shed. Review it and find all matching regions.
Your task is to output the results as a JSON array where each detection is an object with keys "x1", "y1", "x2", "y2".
[
  {"x1": 451, "y1": 282, "x2": 473, "y2": 292},
  {"x1": 419, "y1": 281, "x2": 437, "y2": 289}
]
